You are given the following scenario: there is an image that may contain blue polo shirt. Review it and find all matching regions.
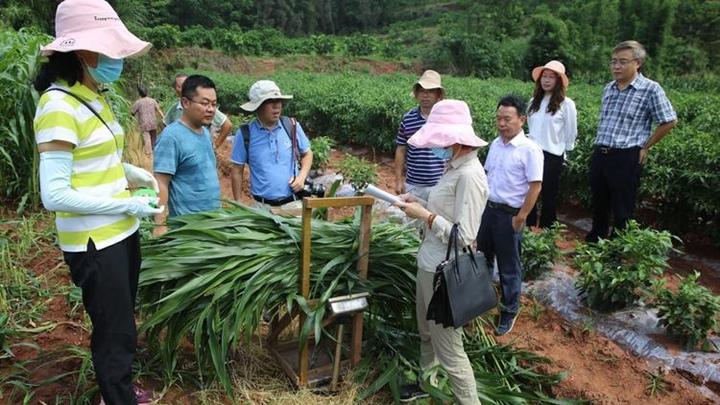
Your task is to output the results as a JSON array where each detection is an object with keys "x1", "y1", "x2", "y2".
[
  {"x1": 154, "y1": 121, "x2": 221, "y2": 217},
  {"x1": 230, "y1": 119, "x2": 311, "y2": 200}
]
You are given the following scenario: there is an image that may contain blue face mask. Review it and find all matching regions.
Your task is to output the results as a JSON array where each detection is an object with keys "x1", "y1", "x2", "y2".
[
  {"x1": 431, "y1": 147, "x2": 453, "y2": 160},
  {"x1": 88, "y1": 54, "x2": 124, "y2": 84}
]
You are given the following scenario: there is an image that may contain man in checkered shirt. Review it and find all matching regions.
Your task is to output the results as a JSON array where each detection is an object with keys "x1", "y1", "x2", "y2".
[{"x1": 586, "y1": 40, "x2": 677, "y2": 243}]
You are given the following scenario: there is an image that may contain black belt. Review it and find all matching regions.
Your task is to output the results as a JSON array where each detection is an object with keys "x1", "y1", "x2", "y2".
[
  {"x1": 487, "y1": 200, "x2": 520, "y2": 216},
  {"x1": 595, "y1": 145, "x2": 641, "y2": 155},
  {"x1": 253, "y1": 194, "x2": 297, "y2": 206}
]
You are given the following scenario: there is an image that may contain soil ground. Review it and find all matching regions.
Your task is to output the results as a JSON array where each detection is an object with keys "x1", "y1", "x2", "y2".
[{"x1": 1, "y1": 140, "x2": 718, "y2": 404}]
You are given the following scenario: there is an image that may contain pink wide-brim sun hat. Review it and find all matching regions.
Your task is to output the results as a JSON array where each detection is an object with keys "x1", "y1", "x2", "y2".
[
  {"x1": 408, "y1": 100, "x2": 488, "y2": 149},
  {"x1": 41, "y1": 0, "x2": 151, "y2": 59},
  {"x1": 531, "y1": 60, "x2": 569, "y2": 89}
]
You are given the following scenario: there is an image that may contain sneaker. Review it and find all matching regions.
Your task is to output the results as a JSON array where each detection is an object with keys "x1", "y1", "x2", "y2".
[
  {"x1": 495, "y1": 312, "x2": 518, "y2": 336},
  {"x1": 134, "y1": 385, "x2": 157, "y2": 404},
  {"x1": 98, "y1": 385, "x2": 156, "y2": 405},
  {"x1": 399, "y1": 383, "x2": 429, "y2": 402}
]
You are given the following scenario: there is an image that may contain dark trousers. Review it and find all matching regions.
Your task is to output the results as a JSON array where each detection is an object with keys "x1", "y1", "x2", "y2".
[
  {"x1": 476, "y1": 206, "x2": 523, "y2": 315},
  {"x1": 63, "y1": 232, "x2": 141, "y2": 405},
  {"x1": 527, "y1": 151, "x2": 564, "y2": 228},
  {"x1": 586, "y1": 147, "x2": 642, "y2": 242}
]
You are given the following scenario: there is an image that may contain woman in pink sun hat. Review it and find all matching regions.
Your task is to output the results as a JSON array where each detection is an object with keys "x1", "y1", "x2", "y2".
[
  {"x1": 526, "y1": 60, "x2": 578, "y2": 228},
  {"x1": 394, "y1": 100, "x2": 488, "y2": 404},
  {"x1": 33, "y1": 1, "x2": 159, "y2": 404}
]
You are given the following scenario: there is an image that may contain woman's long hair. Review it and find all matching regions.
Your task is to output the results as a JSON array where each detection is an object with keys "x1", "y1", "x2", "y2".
[
  {"x1": 528, "y1": 70, "x2": 565, "y2": 116},
  {"x1": 33, "y1": 51, "x2": 84, "y2": 92}
]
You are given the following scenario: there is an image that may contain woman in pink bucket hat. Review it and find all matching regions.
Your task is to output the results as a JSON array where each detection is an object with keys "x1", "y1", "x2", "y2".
[
  {"x1": 33, "y1": 1, "x2": 159, "y2": 404},
  {"x1": 526, "y1": 60, "x2": 577, "y2": 228},
  {"x1": 394, "y1": 100, "x2": 487, "y2": 404}
]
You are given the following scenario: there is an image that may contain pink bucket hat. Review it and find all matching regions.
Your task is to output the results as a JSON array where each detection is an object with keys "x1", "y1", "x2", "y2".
[
  {"x1": 41, "y1": 0, "x2": 151, "y2": 59},
  {"x1": 531, "y1": 60, "x2": 569, "y2": 89},
  {"x1": 408, "y1": 100, "x2": 488, "y2": 148}
]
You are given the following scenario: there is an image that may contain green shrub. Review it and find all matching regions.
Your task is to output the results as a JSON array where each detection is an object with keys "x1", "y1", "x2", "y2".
[
  {"x1": 310, "y1": 136, "x2": 334, "y2": 171},
  {"x1": 338, "y1": 154, "x2": 378, "y2": 190},
  {"x1": 652, "y1": 272, "x2": 720, "y2": 350},
  {"x1": 344, "y1": 34, "x2": 376, "y2": 56},
  {"x1": 521, "y1": 224, "x2": 564, "y2": 280},
  {"x1": 142, "y1": 24, "x2": 181, "y2": 49},
  {"x1": 310, "y1": 34, "x2": 335, "y2": 55},
  {"x1": 215, "y1": 30, "x2": 247, "y2": 55},
  {"x1": 179, "y1": 25, "x2": 216, "y2": 48},
  {"x1": 575, "y1": 221, "x2": 675, "y2": 311}
]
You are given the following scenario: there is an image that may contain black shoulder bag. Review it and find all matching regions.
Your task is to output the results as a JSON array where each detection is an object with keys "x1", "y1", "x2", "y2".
[{"x1": 426, "y1": 224, "x2": 498, "y2": 328}]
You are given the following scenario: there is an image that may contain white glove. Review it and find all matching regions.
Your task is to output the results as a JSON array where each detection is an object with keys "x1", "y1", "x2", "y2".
[
  {"x1": 125, "y1": 196, "x2": 164, "y2": 218},
  {"x1": 123, "y1": 163, "x2": 159, "y2": 193}
]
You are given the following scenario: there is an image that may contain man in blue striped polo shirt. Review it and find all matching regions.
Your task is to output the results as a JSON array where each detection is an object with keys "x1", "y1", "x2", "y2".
[
  {"x1": 586, "y1": 40, "x2": 677, "y2": 242},
  {"x1": 394, "y1": 70, "x2": 447, "y2": 202}
]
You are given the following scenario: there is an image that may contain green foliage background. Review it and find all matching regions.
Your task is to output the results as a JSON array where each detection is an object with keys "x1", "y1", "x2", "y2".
[{"x1": 2, "y1": 0, "x2": 719, "y2": 80}]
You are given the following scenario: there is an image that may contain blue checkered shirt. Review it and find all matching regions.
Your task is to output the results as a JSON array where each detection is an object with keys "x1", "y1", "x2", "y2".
[{"x1": 594, "y1": 74, "x2": 677, "y2": 148}]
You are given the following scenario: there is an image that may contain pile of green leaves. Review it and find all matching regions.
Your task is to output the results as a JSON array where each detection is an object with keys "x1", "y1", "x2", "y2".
[
  {"x1": 651, "y1": 272, "x2": 720, "y2": 350},
  {"x1": 138, "y1": 204, "x2": 417, "y2": 393},
  {"x1": 337, "y1": 154, "x2": 378, "y2": 191},
  {"x1": 521, "y1": 224, "x2": 564, "y2": 281},
  {"x1": 309, "y1": 136, "x2": 334, "y2": 171},
  {"x1": 139, "y1": 205, "x2": 571, "y2": 402},
  {"x1": 575, "y1": 221, "x2": 675, "y2": 312}
]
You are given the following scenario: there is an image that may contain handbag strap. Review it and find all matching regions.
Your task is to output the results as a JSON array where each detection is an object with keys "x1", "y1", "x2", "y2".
[
  {"x1": 45, "y1": 88, "x2": 115, "y2": 136},
  {"x1": 45, "y1": 87, "x2": 123, "y2": 155},
  {"x1": 444, "y1": 224, "x2": 459, "y2": 261}
]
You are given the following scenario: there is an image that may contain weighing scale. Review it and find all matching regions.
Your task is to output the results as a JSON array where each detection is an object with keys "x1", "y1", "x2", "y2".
[{"x1": 266, "y1": 196, "x2": 374, "y2": 389}]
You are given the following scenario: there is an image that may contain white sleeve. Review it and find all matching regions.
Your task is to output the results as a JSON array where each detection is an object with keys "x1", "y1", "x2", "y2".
[
  {"x1": 40, "y1": 151, "x2": 160, "y2": 217},
  {"x1": 564, "y1": 99, "x2": 578, "y2": 152}
]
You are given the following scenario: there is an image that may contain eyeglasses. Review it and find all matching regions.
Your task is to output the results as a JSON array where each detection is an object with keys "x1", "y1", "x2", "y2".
[
  {"x1": 608, "y1": 59, "x2": 637, "y2": 67},
  {"x1": 186, "y1": 98, "x2": 219, "y2": 110}
]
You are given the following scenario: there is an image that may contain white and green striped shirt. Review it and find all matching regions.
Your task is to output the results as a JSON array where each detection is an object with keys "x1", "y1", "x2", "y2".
[{"x1": 34, "y1": 81, "x2": 138, "y2": 252}]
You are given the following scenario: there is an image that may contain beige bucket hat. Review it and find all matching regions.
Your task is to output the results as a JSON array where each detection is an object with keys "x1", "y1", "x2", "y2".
[
  {"x1": 410, "y1": 69, "x2": 444, "y2": 97},
  {"x1": 240, "y1": 80, "x2": 293, "y2": 112},
  {"x1": 531, "y1": 60, "x2": 569, "y2": 89}
]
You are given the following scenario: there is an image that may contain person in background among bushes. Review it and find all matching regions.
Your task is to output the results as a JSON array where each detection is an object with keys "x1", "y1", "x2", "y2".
[
  {"x1": 395, "y1": 99, "x2": 487, "y2": 405},
  {"x1": 131, "y1": 84, "x2": 164, "y2": 156},
  {"x1": 526, "y1": 61, "x2": 577, "y2": 228},
  {"x1": 153, "y1": 75, "x2": 222, "y2": 236},
  {"x1": 230, "y1": 80, "x2": 313, "y2": 210},
  {"x1": 394, "y1": 69, "x2": 447, "y2": 201},
  {"x1": 163, "y1": 72, "x2": 233, "y2": 148},
  {"x1": 32, "y1": 0, "x2": 162, "y2": 403},
  {"x1": 585, "y1": 40, "x2": 677, "y2": 243},
  {"x1": 476, "y1": 95, "x2": 543, "y2": 336}
]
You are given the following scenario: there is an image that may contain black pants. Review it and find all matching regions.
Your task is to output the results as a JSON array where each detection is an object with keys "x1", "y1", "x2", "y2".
[
  {"x1": 476, "y1": 207, "x2": 523, "y2": 315},
  {"x1": 527, "y1": 151, "x2": 563, "y2": 228},
  {"x1": 63, "y1": 232, "x2": 141, "y2": 405},
  {"x1": 586, "y1": 147, "x2": 642, "y2": 242}
]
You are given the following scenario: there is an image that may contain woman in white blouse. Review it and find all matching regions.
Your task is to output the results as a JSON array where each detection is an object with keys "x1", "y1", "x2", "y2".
[{"x1": 526, "y1": 60, "x2": 578, "y2": 228}]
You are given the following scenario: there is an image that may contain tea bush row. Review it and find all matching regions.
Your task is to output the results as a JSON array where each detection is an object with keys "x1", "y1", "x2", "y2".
[{"x1": 133, "y1": 25, "x2": 392, "y2": 57}]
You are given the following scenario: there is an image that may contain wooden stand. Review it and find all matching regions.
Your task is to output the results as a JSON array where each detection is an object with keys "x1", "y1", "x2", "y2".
[{"x1": 267, "y1": 196, "x2": 374, "y2": 388}]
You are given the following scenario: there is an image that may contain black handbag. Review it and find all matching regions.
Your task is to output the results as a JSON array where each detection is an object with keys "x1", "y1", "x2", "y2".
[{"x1": 426, "y1": 224, "x2": 498, "y2": 328}]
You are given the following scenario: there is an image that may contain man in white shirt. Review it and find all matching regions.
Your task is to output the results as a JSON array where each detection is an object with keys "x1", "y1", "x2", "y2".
[{"x1": 476, "y1": 95, "x2": 543, "y2": 336}]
